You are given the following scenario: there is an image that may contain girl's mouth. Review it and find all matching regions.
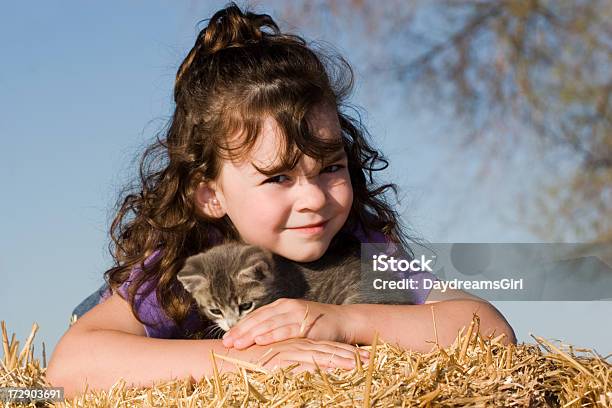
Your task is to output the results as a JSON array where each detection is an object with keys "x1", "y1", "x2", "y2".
[{"x1": 289, "y1": 220, "x2": 329, "y2": 234}]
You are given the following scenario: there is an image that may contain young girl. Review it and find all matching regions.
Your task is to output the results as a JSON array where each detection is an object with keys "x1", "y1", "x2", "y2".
[{"x1": 47, "y1": 2, "x2": 515, "y2": 399}]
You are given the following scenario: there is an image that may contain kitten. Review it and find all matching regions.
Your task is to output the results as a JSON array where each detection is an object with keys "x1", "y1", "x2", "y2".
[
  {"x1": 176, "y1": 242, "x2": 307, "y2": 335},
  {"x1": 177, "y1": 240, "x2": 410, "y2": 337}
]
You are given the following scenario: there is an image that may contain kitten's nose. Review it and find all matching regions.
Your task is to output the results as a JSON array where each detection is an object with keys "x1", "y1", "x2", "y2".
[{"x1": 226, "y1": 317, "x2": 238, "y2": 328}]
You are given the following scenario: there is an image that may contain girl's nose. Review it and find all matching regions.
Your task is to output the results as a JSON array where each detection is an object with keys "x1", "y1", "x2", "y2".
[{"x1": 293, "y1": 176, "x2": 327, "y2": 211}]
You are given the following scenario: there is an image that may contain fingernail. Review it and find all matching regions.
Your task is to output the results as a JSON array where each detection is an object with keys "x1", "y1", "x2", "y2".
[{"x1": 234, "y1": 339, "x2": 243, "y2": 348}]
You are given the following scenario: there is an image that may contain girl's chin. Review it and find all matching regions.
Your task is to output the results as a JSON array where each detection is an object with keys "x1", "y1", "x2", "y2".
[{"x1": 280, "y1": 241, "x2": 330, "y2": 262}]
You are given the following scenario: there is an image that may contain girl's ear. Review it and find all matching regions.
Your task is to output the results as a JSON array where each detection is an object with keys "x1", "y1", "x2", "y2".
[{"x1": 195, "y1": 181, "x2": 226, "y2": 219}]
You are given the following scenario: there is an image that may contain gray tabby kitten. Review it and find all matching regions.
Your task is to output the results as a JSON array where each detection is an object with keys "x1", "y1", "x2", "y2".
[{"x1": 177, "y1": 240, "x2": 409, "y2": 336}]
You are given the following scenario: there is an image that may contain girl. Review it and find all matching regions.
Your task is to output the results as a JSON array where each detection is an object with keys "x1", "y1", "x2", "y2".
[{"x1": 47, "y1": 2, "x2": 515, "y2": 399}]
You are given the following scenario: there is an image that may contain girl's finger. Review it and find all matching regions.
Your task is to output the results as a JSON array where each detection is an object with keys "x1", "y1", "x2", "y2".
[
  {"x1": 296, "y1": 350, "x2": 356, "y2": 370},
  {"x1": 253, "y1": 324, "x2": 299, "y2": 345},
  {"x1": 224, "y1": 305, "x2": 286, "y2": 344},
  {"x1": 285, "y1": 362, "x2": 342, "y2": 374},
  {"x1": 232, "y1": 298, "x2": 294, "y2": 329},
  {"x1": 277, "y1": 344, "x2": 358, "y2": 369},
  {"x1": 294, "y1": 340, "x2": 367, "y2": 362},
  {"x1": 310, "y1": 339, "x2": 371, "y2": 359},
  {"x1": 231, "y1": 313, "x2": 296, "y2": 349}
]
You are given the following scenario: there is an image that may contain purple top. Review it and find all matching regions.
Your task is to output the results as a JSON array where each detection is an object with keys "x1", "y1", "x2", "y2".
[{"x1": 101, "y1": 225, "x2": 438, "y2": 338}]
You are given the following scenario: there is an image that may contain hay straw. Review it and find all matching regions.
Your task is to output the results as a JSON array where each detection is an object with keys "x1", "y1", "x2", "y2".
[
  {"x1": 353, "y1": 348, "x2": 363, "y2": 374},
  {"x1": 298, "y1": 304, "x2": 310, "y2": 337},
  {"x1": 430, "y1": 305, "x2": 439, "y2": 348},
  {"x1": 17, "y1": 323, "x2": 38, "y2": 367},
  {"x1": 532, "y1": 334, "x2": 597, "y2": 377},
  {"x1": 1, "y1": 317, "x2": 611, "y2": 407},
  {"x1": 362, "y1": 331, "x2": 379, "y2": 407},
  {"x1": 311, "y1": 357, "x2": 334, "y2": 395},
  {"x1": 211, "y1": 351, "x2": 269, "y2": 374},
  {"x1": 241, "y1": 367, "x2": 267, "y2": 403},
  {"x1": 1, "y1": 321, "x2": 10, "y2": 366},
  {"x1": 458, "y1": 316, "x2": 476, "y2": 363},
  {"x1": 209, "y1": 350, "x2": 223, "y2": 399}
]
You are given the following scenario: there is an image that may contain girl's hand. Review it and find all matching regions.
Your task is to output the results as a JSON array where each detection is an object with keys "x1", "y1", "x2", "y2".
[
  {"x1": 222, "y1": 298, "x2": 355, "y2": 349},
  {"x1": 247, "y1": 337, "x2": 369, "y2": 372}
]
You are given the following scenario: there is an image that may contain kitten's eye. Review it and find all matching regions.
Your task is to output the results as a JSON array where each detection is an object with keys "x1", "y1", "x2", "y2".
[
  {"x1": 209, "y1": 308, "x2": 223, "y2": 316},
  {"x1": 239, "y1": 302, "x2": 253, "y2": 312}
]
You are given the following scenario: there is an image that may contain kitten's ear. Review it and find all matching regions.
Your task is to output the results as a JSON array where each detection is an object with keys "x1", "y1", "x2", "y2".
[
  {"x1": 237, "y1": 248, "x2": 275, "y2": 283},
  {"x1": 177, "y1": 273, "x2": 208, "y2": 294},
  {"x1": 177, "y1": 257, "x2": 209, "y2": 293}
]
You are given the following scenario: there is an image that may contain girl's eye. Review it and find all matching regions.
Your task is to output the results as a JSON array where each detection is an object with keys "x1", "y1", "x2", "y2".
[
  {"x1": 264, "y1": 175, "x2": 290, "y2": 184},
  {"x1": 323, "y1": 164, "x2": 345, "y2": 173},
  {"x1": 209, "y1": 308, "x2": 223, "y2": 316},
  {"x1": 239, "y1": 302, "x2": 253, "y2": 312},
  {"x1": 264, "y1": 165, "x2": 345, "y2": 184}
]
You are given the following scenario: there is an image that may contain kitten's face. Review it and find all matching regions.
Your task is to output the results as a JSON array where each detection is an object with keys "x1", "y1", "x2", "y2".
[{"x1": 177, "y1": 243, "x2": 279, "y2": 332}]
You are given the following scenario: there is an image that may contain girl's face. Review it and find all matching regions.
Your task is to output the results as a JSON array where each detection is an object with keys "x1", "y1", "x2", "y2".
[{"x1": 199, "y1": 104, "x2": 353, "y2": 262}]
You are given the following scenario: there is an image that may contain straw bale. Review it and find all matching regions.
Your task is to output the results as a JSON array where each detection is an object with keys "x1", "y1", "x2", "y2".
[{"x1": 1, "y1": 317, "x2": 610, "y2": 407}]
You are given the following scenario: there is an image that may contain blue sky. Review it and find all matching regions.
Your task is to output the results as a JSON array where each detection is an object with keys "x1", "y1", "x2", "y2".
[{"x1": 1, "y1": 1, "x2": 610, "y2": 361}]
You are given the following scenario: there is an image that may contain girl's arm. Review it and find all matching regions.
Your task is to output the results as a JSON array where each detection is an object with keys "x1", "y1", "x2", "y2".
[
  {"x1": 46, "y1": 293, "x2": 364, "y2": 399},
  {"x1": 46, "y1": 293, "x2": 250, "y2": 398},
  {"x1": 223, "y1": 289, "x2": 516, "y2": 353},
  {"x1": 344, "y1": 288, "x2": 516, "y2": 352}
]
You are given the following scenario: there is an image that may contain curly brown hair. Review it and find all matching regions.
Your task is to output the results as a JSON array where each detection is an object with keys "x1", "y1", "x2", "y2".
[{"x1": 104, "y1": 2, "x2": 422, "y2": 332}]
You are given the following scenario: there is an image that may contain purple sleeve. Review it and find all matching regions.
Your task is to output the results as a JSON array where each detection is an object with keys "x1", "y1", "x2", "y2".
[
  {"x1": 353, "y1": 225, "x2": 439, "y2": 305},
  {"x1": 100, "y1": 250, "x2": 179, "y2": 338}
]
